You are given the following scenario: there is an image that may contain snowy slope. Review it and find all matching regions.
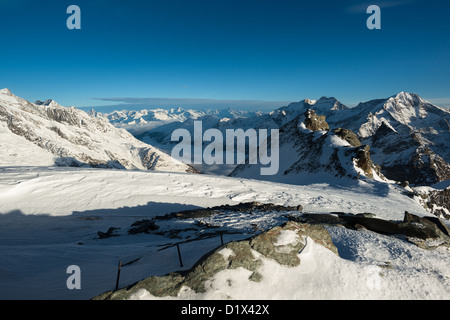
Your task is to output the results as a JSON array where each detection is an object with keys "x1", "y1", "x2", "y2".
[
  {"x1": 0, "y1": 121, "x2": 56, "y2": 166},
  {"x1": 0, "y1": 167, "x2": 448, "y2": 300},
  {"x1": 0, "y1": 89, "x2": 196, "y2": 173}
]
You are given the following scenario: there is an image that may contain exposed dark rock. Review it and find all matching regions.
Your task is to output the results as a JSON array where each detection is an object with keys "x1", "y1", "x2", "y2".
[
  {"x1": 334, "y1": 128, "x2": 362, "y2": 147},
  {"x1": 304, "y1": 109, "x2": 329, "y2": 132},
  {"x1": 354, "y1": 145, "x2": 375, "y2": 178},
  {"x1": 97, "y1": 227, "x2": 120, "y2": 239},
  {"x1": 381, "y1": 148, "x2": 450, "y2": 186},
  {"x1": 293, "y1": 213, "x2": 343, "y2": 226},
  {"x1": 158, "y1": 201, "x2": 303, "y2": 220},
  {"x1": 128, "y1": 219, "x2": 159, "y2": 234},
  {"x1": 403, "y1": 211, "x2": 450, "y2": 238},
  {"x1": 422, "y1": 188, "x2": 450, "y2": 220},
  {"x1": 291, "y1": 211, "x2": 450, "y2": 248}
]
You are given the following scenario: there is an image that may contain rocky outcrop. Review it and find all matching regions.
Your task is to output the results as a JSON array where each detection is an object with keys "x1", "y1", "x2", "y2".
[
  {"x1": 128, "y1": 219, "x2": 159, "y2": 234},
  {"x1": 412, "y1": 187, "x2": 450, "y2": 220},
  {"x1": 425, "y1": 188, "x2": 450, "y2": 220},
  {"x1": 158, "y1": 201, "x2": 303, "y2": 220},
  {"x1": 291, "y1": 211, "x2": 450, "y2": 249},
  {"x1": 93, "y1": 221, "x2": 338, "y2": 300},
  {"x1": 350, "y1": 145, "x2": 379, "y2": 179},
  {"x1": 304, "y1": 109, "x2": 329, "y2": 132},
  {"x1": 97, "y1": 227, "x2": 120, "y2": 239},
  {"x1": 334, "y1": 128, "x2": 362, "y2": 147}
]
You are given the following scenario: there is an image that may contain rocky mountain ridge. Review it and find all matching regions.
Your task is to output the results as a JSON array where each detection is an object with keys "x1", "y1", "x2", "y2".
[{"x1": 230, "y1": 108, "x2": 384, "y2": 183}]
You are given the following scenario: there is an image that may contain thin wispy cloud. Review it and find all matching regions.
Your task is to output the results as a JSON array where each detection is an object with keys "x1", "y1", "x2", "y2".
[
  {"x1": 424, "y1": 97, "x2": 450, "y2": 108},
  {"x1": 90, "y1": 97, "x2": 292, "y2": 112}
]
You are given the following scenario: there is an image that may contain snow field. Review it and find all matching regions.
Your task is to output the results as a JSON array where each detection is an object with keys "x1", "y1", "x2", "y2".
[{"x1": 1, "y1": 167, "x2": 448, "y2": 300}]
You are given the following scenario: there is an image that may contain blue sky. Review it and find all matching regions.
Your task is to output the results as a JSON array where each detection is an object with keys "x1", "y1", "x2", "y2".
[{"x1": 0, "y1": 0, "x2": 449, "y2": 111}]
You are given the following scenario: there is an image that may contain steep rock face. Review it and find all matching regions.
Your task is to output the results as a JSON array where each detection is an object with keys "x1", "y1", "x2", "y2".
[
  {"x1": 412, "y1": 186, "x2": 450, "y2": 220},
  {"x1": 0, "y1": 89, "x2": 197, "y2": 173},
  {"x1": 325, "y1": 92, "x2": 450, "y2": 185},
  {"x1": 333, "y1": 128, "x2": 362, "y2": 147},
  {"x1": 230, "y1": 109, "x2": 383, "y2": 183},
  {"x1": 424, "y1": 188, "x2": 450, "y2": 220},
  {"x1": 278, "y1": 93, "x2": 450, "y2": 186},
  {"x1": 353, "y1": 145, "x2": 377, "y2": 179}
]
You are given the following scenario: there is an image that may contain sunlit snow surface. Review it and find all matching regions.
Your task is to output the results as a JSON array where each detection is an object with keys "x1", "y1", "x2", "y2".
[{"x1": 0, "y1": 167, "x2": 448, "y2": 300}]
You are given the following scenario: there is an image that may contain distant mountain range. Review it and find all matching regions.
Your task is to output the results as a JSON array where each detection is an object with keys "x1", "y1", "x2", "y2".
[
  {"x1": 2, "y1": 88, "x2": 449, "y2": 187},
  {"x1": 93, "y1": 92, "x2": 450, "y2": 186},
  {"x1": 90, "y1": 107, "x2": 264, "y2": 136}
]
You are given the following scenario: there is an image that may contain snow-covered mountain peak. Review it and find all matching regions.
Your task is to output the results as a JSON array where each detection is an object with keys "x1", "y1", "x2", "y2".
[
  {"x1": 303, "y1": 98, "x2": 317, "y2": 105},
  {"x1": 301, "y1": 108, "x2": 330, "y2": 132},
  {"x1": 282, "y1": 96, "x2": 347, "y2": 117},
  {"x1": 380, "y1": 91, "x2": 450, "y2": 127},
  {"x1": 385, "y1": 92, "x2": 425, "y2": 113},
  {"x1": 391, "y1": 91, "x2": 424, "y2": 104},
  {"x1": 0, "y1": 88, "x2": 36, "y2": 109},
  {"x1": 0, "y1": 88, "x2": 13, "y2": 96},
  {"x1": 333, "y1": 92, "x2": 450, "y2": 185},
  {"x1": 314, "y1": 96, "x2": 348, "y2": 111}
]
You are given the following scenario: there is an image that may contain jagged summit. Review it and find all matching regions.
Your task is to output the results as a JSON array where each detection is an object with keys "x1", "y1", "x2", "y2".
[
  {"x1": 0, "y1": 88, "x2": 12, "y2": 95},
  {"x1": 314, "y1": 96, "x2": 348, "y2": 111},
  {"x1": 391, "y1": 91, "x2": 423, "y2": 102},
  {"x1": 284, "y1": 96, "x2": 348, "y2": 115}
]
